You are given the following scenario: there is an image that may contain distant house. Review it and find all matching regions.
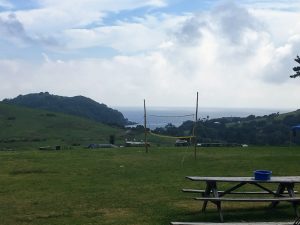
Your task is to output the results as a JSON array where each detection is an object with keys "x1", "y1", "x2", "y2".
[
  {"x1": 292, "y1": 125, "x2": 300, "y2": 136},
  {"x1": 197, "y1": 143, "x2": 243, "y2": 147},
  {"x1": 39, "y1": 145, "x2": 61, "y2": 150},
  {"x1": 175, "y1": 139, "x2": 189, "y2": 147},
  {"x1": 125, "y1": 141, "x2": 150, "y2": 147},
  {"x1": 87, "y1": 144, "x2": 117, "y2": 149}
]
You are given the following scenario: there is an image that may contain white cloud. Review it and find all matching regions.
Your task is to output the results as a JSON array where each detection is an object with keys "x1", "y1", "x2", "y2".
[
  {"x1": 0, "y1": 1, "x2": 300, "y2": 108},
  {"x1": 64, "y1": 21, "x2": 167, "y2": 52},
  {"x1": 243, "y1": 0, "x2": 300, "y2": 11},
  {"x1": 0, "y1": 12, "x2": 61, "y2": 47},
  {"x1": 0, "y1": 13, "x2": 32, "y2": 46},
  {"x1": 250, "y1": 8, "x2": 300, "y2": 45},
  {"x1": 62, "y1": 13, "x2": 188, "y2": 52},
  {"x1": 39, "y1": 0, "x2": 166, "y2": 11},
  {"x1": 0, "y1": 54, "x2": 181, "y2": 106},
  {"x1": 1, "y1": 0, "x2": 166, "y2": 35},
  {"x1": 0, "y1": 0, "x2": 13, "y2": 9},
  {"x1": 0, "y1": 0, "x2": 169, "y2": 52},
  {"x1": 2, "y1": 7, "x2": 103, "y2": 37},
  {"x1": 1, "y1": 46, "x2": 299, "y2": 108},
  {"x1": 260, "y1": 35, "x2": 300, "y2": 83}
]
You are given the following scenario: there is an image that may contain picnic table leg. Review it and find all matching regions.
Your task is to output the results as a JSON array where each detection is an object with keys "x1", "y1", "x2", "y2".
[
  {"x1": 211, "y1": 182, "x2": 224, "y2": 222},
  {"x1": 286, "y1": 183, "x2": 300, "y2": 217},
  {"x1": 270, "y1": 183, "x2": 285, "y2": 208},
  {"x1": 202, "y1": 182, "x2": 212, "y2": 212}
]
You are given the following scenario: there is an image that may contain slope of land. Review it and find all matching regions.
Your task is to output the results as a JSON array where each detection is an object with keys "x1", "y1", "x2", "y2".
[
  {"x1": 0, "y1": 102, "x2": 125, "y2": 149},
  {"x1": 2, "y1": 92, "x2": 129, "y2": 126}
]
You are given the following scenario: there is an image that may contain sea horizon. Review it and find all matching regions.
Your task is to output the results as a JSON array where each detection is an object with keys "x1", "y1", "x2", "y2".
[{"x1": 116, "y1": 106, "x2": 297, "y2": 129}]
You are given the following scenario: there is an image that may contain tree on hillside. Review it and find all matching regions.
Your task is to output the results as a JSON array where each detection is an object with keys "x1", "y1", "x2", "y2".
[{"x1": 290, "y1": 55, "x2": 300, "y2": 78}]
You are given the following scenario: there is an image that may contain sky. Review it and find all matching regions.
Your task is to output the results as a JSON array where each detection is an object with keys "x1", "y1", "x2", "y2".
[{"x1": 0, "y1": 0, "x2": 300, "y2": 108}]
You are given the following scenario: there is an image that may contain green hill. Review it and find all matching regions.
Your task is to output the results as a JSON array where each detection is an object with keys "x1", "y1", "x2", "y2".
[
  {"x1": 152, "y1": 109, "x2": 300, "y2": 146},
  {"x1": 2, "y1": 92, "x2": 129, "y2": 126},
  {"x1": 0, "y1": 103, "x2": 125, "y2": 150}
]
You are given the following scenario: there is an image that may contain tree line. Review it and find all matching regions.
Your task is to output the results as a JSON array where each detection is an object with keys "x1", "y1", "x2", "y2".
[{"x1": 152, "y1": 111, "x2": 300, "y2": 146}]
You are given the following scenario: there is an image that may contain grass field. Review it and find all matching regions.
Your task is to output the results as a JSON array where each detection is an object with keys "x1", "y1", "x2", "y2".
[
  {"x1": 1, "y1": 146, "x2": 300, "y2": 225},
  {"x1": 0, "y1": 103, "x2": 124, "y2": 149}
]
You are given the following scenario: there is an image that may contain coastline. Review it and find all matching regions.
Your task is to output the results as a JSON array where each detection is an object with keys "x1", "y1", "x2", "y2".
[{"x1": 117, "y1": 107, "x2": 296, "y2": 129}]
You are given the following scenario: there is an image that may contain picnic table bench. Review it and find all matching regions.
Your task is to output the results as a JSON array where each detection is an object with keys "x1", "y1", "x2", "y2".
[
  {"x1": 170, "y1": 223, "x2": 295, "y2": 225},
  {"x1": 182, "y1": 188, "x2": 298, "y2": 195},
  {"x1": 170, "y1": 217, "x2": 300, "y2": 225},
  {"x1": 181, "y1": 176, "x2": 300, "y2": 222}
]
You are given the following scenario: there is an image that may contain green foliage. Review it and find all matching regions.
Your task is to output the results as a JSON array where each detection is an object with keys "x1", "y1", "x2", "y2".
[
  {"x1": 153, "y1": 110, "x2": 300, "y2": 145},
  {"x1": 2, "y1": 92, "x2": 129, "y2": 126},
  {"x1": 0, "y1": 147, "x2": 299, "y2": 224},
  {"x1": 290, "y1": 55, "x2": 300, "y2": 78},
  {"x1": 0, "y1": 103, "x2": 125, "y2": 149}
]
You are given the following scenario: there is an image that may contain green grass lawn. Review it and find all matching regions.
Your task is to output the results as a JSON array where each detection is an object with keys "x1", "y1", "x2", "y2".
[{"x1": 1, "y1": 146, "x2": 300, "y2": 225}]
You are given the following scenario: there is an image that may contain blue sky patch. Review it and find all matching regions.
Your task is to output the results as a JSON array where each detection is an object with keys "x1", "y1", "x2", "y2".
[{"x1": 8, "y1": 0, "x2": 39, "y2": 11}]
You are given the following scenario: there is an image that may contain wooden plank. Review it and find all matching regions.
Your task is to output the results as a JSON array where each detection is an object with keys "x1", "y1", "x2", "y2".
[
  {"x1": 182, "y1": 188, "x2": 205, "y2": 193},
  {"x1": 194, "y1": 197, "x2": 300, "y2": 202},
  {"x1": 186, "y1": 176, "x2": 300, "y2": 183},
  {"x1": 170, "y1": 223, "x2": 292, "y2": 225},
  {"x1": 182, "y1": 189, "x2": 297, "y2": 194}
]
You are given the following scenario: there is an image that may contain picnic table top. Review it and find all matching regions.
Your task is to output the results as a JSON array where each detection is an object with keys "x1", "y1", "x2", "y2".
[{"x1": 186, "y1": 176, "x2": 300, "y2": 183}]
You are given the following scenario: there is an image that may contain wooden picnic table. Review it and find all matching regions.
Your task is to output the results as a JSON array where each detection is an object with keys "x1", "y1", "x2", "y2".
[{"x1": 184, "y1": 176, "x2": 300, "y2": 222}]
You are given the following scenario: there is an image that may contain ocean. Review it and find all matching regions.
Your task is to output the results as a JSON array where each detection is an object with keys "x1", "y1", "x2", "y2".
[{"x1": 116, "y1": 107, "x2": 295, "y2": 129}]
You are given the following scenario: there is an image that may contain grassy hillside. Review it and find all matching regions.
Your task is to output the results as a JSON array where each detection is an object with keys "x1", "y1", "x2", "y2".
[
  {"x1": 0, "y1": 146, "x2": 300, "y2": 225},
  {"x1": 0, "y1": 103, "x2": 125, "y2": 149},
  {"x1": 2, "y1": 92, "x2": 130, "y2": 126}
]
